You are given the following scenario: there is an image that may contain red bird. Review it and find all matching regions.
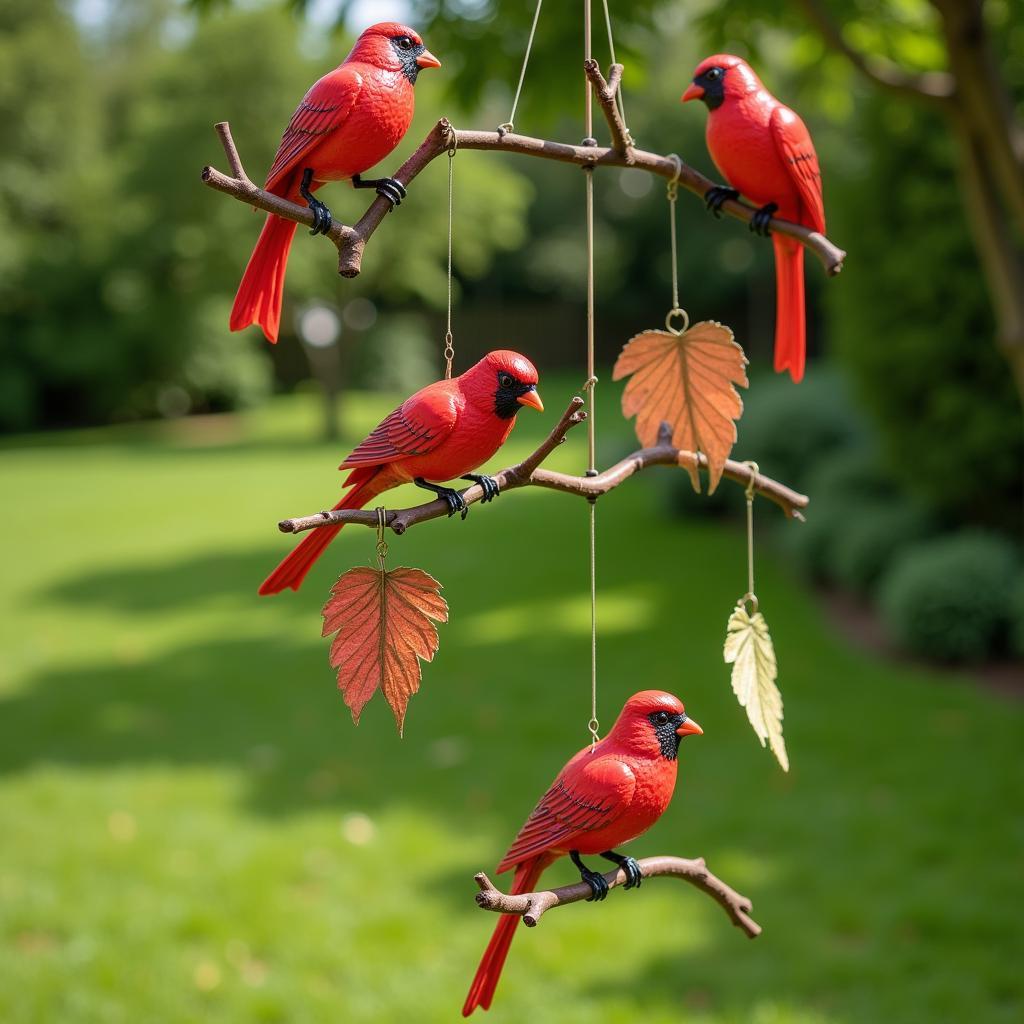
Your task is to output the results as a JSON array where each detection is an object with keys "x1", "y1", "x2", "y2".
[
  {"x1": 259, "y1": 350, "x2": 543, "y2": 596},
  {"x1": 463, "y1": 690, "x2": 703, "y2": 1016},
  {"x1": 230, "y1": 22, "x2": 441, "y2": 343},
  {"x1": 683, "y1": 55, "x2": 826, "y2": 382}
]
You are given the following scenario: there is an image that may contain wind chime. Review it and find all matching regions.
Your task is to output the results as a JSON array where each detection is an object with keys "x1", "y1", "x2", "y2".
[{"x1": 201, "y1": 0, "x2": 841, "y2": 1009}]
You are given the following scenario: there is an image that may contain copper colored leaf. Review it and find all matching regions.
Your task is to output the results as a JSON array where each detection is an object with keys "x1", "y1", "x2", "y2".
[
  {"x1": 321, "y1": 565, "x2": 448, "y2": 735},
  {"x1": 612, "y1": 322, "x2": 748, "y2": 493},
  {"x1": 723, "y1": 603, "x2": 789, "y2": 772}
]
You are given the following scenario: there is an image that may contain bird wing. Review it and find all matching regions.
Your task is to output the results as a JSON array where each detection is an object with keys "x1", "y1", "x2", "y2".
[
  {"x1": 339, "y1": 380, "x2": 459, "y2": 470},
  {"x1": 264, "y1": 65, "x2": 364, "y2": 195},
  {"x1": 496, "y1": 752, "x2": 637, "y2": 873},
  {"x1": 770, "y1": 104, "x2": 826, "y2": 234}
]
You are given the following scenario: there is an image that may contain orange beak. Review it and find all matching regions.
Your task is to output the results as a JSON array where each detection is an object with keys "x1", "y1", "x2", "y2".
[
  {"x1": 676, "y1": 716, "x2": 703, "y2": 737},
  {"x1": 682, "y1": 83, "x2": 704, "y2": 103},
  {"x1": 416, "y1": 49, "x2": 441, "y2": 69},
  {"x1": 516, "y1": 387, "x2": 544, "y2": 412}
]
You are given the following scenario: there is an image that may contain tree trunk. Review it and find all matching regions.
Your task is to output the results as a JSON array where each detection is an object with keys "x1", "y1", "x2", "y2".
[{"x1": 932, "y1": 0, "x2": 1024, "y2": 235}]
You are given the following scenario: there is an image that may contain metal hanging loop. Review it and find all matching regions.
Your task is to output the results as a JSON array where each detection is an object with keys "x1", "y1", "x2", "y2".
[{"x1": 375, "y1": 506, "x2": 389, "y2": 567}]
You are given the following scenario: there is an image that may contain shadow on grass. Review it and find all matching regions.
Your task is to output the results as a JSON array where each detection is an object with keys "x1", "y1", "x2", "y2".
[{"x1": 41, "y1": 550, "x2": 269, "y2": 612}]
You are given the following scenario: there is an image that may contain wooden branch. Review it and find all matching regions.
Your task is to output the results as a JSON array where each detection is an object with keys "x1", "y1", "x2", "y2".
[
  {"x1": 585, "y1": 59, "x2": 634, "y2": 160},
  {"x1": 795, "y1": 0, "x2": 955, "y2": 103},
  {"x1": 277, "y1": 396, "x2": 809, "y2": 538},
  {"x1": 203, "y1": 75, "x2": 847, "y2": 280},
  {"x1": 473, "y1": 855, "x2": 761, "y2": 937}
]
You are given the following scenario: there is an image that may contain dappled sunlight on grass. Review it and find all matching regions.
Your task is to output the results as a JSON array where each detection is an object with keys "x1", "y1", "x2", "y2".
[{"x1": 460, "y1": 586, "x2": 657, "y2": 645}]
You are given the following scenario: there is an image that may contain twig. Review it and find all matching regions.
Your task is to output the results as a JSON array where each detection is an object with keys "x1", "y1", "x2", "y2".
[
  {"x1": 585, "y1": 59, "x2": 634, "y2": 160},
  {"x1": 202, "y1": 72, "x2": 847, "y2": 280},
  {"x1": 277, "y1": 397, "x2": 809, "y2": 537},
  {"x1": 473, "y1": 855, "x2": 761, "y2": 937}
]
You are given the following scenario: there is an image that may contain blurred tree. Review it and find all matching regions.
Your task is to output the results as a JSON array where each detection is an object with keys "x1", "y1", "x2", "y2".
[{"x1": 0, "y1": 0, "x2": 531, "y2": 431}]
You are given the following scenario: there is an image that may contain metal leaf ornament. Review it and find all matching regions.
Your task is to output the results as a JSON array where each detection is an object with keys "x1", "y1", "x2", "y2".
[
  {"x1": 612, "y1": 320, "x2": 748, "y2": 493},
  {"x1": 724, "y1": 602, "x2": 789, "y2": 772},
  {"x1": 321, "y1": 521, "x2": 448, "y2": 735}
]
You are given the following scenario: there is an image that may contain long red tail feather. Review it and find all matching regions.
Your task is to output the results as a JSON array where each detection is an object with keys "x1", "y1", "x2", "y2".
[
  {"x1": 463, "y1": 857, "x2": 549, "y2": 1016},
  {"x1": 772, "y1": 235, "x2": 806, "y2": 383},
  {"x1": 258, "y1": 474, "x2": 381, "y2": 596},
  {"x1": 230, "y1": 214, "x2": 297, "y2": 344}
]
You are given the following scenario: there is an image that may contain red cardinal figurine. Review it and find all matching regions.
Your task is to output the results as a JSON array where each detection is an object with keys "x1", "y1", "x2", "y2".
[
  {"x1": 463, "y1": 690, "x2": 703, "y2": 1016},
  {"x1": 259, "y1": 350, "x2": 543, "y2": 596},
  {"x1": 683, "y1": 55, "x2": 825, "y2": 382},
  {"x1": 231, "y1": 22, "x2": 441, "y2": 343}
]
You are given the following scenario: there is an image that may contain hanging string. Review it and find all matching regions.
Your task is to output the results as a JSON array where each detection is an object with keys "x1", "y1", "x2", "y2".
[
  {"x1": 583, "y1": 0, "x2": 600, "y2": 750},
  {"x1": 498, "y1": 0, "x2": 544, "y2": 135},
  {"x1": 665, "y1": 154, "x2": 689, "y2": 335},
  {"x1": 599, "y1": 0, "x2": 632, "y2": 144},
  {"x1": 743, "y1": 463, "x2": 759, "y2": 613},
  {"x1": 443, "y1": 130, "x2": 457, "y2": 378}
]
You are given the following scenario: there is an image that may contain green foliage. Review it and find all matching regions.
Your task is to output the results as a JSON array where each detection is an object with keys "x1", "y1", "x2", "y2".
[
  {"x1": 351, "y1": 313, "x2": 437, "y2": 395},
  {"x1": 827, "y1": 95, "x2": 1023, "y2": 532},
  {"x1": 879, "y1": 532, "x2": 1021, "y2": 662}
]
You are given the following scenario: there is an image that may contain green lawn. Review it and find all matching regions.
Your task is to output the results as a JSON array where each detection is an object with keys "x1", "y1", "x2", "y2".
[{"x1": 1, "y1": 389, "x2": 1021, "y2": 1024}]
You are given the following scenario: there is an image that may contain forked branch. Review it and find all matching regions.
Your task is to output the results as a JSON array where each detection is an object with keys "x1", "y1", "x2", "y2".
[
  {"x1": 473, "y1": 855, "x2": 761, "y2": 937},
  {"x1": 202, "y1": 62, "x2": 846, "y2": 280},
  {"x1": 277, "y1": 396, "x2": 809, "y2": 538}
]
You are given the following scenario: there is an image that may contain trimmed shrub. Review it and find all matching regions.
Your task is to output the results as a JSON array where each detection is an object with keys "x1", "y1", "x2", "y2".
[
  {"x1": 879, "y1": 533, "x2": 1020, "y2": 662},
  {"x1": 782, "y1": 448, "x2": 896, "y2": 581},
  {"x1": 827, "y1": 501, "x2": 934, "y2": 597}
]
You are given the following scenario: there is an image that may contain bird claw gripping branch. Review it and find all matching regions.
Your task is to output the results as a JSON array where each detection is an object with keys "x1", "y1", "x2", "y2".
[
  {"x1": 602, "y1": 851, "x2": 643, "y2": 889},
  {"x1": 461, "y1": 474, "x2": 501, "y2": 503},
  {"x1": 352, "y1": 173, "x2": 408, "y2": 208},
  {"x1": 415, "y1": 479, "x2": 469, "y2": 519},
  {"x1": 571, "y1": 851, "x2": 610, "y2": 902},
  {"x1": 300, "y1": 168, "x2": 334, "y2": 235},
  {"x1": 749, "y1": 202, "x2": 778, "y2": 238},
  {"x1": 704, "y1": 184, "x2": 740, "y2": 217}
]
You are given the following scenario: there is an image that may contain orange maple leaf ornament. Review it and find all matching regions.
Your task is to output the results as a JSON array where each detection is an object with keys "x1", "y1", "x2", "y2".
[
  {"x1": 613, "y1": 321, "x2": 748, "y2": 492},
  {"x1": 321, "y1": 565, "x2": 448, "y2": 735}
]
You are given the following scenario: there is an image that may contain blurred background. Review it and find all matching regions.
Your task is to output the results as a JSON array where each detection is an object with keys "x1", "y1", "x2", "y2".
[{"x1": 1, "y1": 0, "x2": 1022, "y2": 1021}]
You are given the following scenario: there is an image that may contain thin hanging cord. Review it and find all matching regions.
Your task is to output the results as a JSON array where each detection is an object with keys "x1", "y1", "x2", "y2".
[
  {"x1": 743, "y1": 462, "x2": 759, "y2": 612},
  {"x1": 599, "y1": 0, "x2": 632, "y2": 143},
  {"x1": 499, "y1": 0, "x2": 544, "y2": 134},
  {"x1": 443, "y1": 133, "x2": 457, "y2": 378},
  {"x1": 584, "y1": 0, "x2": 600, "y2": 750},
  {"x1": 665, "y1": 154, "x2": 689, "y2": 334}
]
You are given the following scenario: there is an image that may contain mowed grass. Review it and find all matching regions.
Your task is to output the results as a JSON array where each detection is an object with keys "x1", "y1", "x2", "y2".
[{"x1": 0, "y1": 387, "x2": 1021, "y2": 1024}]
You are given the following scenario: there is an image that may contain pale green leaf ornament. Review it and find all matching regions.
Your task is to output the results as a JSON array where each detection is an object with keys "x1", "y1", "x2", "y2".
[{"x1": 724, "y1": 602, "x2": 789, "y2": 772}]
